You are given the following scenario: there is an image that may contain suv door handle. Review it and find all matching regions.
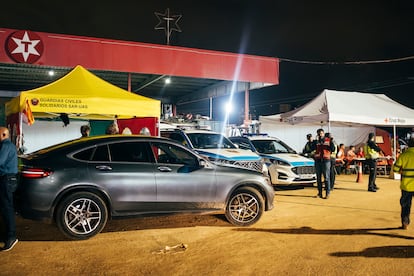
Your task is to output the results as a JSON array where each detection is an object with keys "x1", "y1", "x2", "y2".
[
  {"x1": 157, "y1": 166, "x2": 172, "y2": 172},
  {"x1": 95, "y1": 165, "x2": 113, "y2": 171}
]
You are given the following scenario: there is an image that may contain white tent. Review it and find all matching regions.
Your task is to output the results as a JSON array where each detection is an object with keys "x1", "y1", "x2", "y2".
[
  {"x1": 259, "y1": 122, "x2": 374, "y2": 154},
  {"x1": 259, "y1": 89, "x2": 414, "y2": 155}
]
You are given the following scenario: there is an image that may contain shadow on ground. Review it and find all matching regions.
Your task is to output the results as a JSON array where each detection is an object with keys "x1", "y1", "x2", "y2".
[
  {"x1": 5, "y1": 213, "x2": 231, "y2": 241},
  {"x1": 234, "y1": 226, "x2": 414, "y2": 240},
  {"x1": 330, "y1": 245, "x2": 414, "y2": 258}
]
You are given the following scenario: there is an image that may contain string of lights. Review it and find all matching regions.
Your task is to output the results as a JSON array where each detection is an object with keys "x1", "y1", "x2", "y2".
[{"x1": 278, "y1": 55, "x2": 414, "y2": 65}]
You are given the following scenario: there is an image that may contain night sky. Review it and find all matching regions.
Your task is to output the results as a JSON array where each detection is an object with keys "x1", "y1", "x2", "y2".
[{"x1": 1, "y1": 0, "x2": 414, "y2": 123}]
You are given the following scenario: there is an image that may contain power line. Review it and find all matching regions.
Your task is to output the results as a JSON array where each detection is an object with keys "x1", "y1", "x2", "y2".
[{"x1": 279, "y1": 55, "x2": 414, "y2": 65}]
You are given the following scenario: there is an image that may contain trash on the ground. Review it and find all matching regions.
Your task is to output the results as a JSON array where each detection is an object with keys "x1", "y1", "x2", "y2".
[{"x1": 152, "y1": 243, "x2": 188, "y2": 254}]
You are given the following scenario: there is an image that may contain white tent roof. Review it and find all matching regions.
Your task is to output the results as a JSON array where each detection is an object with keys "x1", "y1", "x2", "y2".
[{"x1": 261, "y1": 89, "x2": 414, "y2": 126}]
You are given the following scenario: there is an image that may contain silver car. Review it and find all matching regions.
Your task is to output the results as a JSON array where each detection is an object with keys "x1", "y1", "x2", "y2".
[{"x1": 16, "y1": 135, "x2": 274, "y2": 240}]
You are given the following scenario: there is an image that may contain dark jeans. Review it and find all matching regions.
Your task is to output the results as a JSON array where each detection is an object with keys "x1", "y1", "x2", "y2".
[
  {"x1": 366, "y1": 158, "x2": 377, "y2": 190},
  {"x1": 400, "y1": 190, "x2": 414, "y2": 226},
  {"x1": 330, "y1": 158, "x2": 335, "y2": 189},
  {"x1": 0, "y1": 175, "x2": 17, "y2": 242},
  {"x1": 315, "y1": 159, "x2": 331, "y2": 196}
]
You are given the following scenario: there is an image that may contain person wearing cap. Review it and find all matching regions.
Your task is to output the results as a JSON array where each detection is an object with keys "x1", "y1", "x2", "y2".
[
  {"x1": 393, "y1": 137, "x2": 414, "y2": 230},
  {"x1": 364, "y1": 132, "x2": 383, "y2": 192},
  {"x1": 0, "y1": 126, "x2": 18, "y2": 251},
  {"x1": 302, "y1": 133, "x2": 314, "y2": 157}
]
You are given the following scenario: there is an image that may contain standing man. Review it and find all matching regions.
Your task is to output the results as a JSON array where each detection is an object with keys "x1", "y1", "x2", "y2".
[
  {"x1": 302, "y1": 133, "x2": 314, "y2": 157},
  {"x1": 313, "y1": 128, "x2": 335, "y2": 199},
  {"x1": 393, "y1": 137, "x2": 414, "y2": 230},
  {"x1": 0, "y1": 126, "x2": 18, "y2": 251},
  {"x1": 364, "y1": 132, "x2": 382, "y2": 192}
]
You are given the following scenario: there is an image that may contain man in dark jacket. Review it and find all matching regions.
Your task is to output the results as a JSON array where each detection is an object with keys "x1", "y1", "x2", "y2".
[
  {"x1": 312, "y1": 129, "x2": 336, "y2": 199},
  {"x1": 302, "y1": 133, "x2": 314, "y2": 157},
  {"x1": 0, "y1": 126, "x2": 18, "y2": 251}
]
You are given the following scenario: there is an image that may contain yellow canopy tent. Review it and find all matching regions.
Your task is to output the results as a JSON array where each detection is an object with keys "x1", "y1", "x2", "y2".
[{"x1": 6, "y1": 65, "x2": 160, "y2": 120}]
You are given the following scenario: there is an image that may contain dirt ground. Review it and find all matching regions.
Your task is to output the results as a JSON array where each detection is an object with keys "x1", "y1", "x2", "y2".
[{"x1": 1, "y1": 173, "x2": 414, "y2": 275}]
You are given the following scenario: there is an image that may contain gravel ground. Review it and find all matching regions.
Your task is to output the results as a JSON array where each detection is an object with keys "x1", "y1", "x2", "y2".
[{"x1": 1, "y1": 173, "x2": 413, "y2": 275}]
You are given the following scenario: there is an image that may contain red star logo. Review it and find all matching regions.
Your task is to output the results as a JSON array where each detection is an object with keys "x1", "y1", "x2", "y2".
[{"x1": 6, "y1": 30, "x2": 44, "y2": 64}]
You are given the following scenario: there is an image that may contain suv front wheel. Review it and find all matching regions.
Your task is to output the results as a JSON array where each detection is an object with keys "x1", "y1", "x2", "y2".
[{"x1": 225, "y1": 187, "x2": 264, "y2": 226}]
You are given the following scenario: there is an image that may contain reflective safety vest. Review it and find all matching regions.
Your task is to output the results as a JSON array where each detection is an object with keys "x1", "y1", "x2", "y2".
[
  {"x1": 331, "y1": 143, "x2": 338, "y2": 159},
  {"x1": 314, "y1": 137, "x2": 331, "y2": 160},
  {"x1": 364, "y1": 144, "x2": 379, "y2": 159},
  {"x1": 393, "y1": 147, "x2": 414, "y2": 192}
]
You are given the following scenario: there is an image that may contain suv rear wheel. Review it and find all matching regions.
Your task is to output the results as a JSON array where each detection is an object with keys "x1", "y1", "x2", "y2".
[{"x1": 56, "y1": 192, "x2": 108, "y2": 240}]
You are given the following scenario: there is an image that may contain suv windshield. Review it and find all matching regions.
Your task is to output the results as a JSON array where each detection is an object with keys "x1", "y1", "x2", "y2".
[
  {"x1": 251, "y1": 139, "x2": 296, "y2": 154},
  {"x1": 187, "y1": 133, "x2": 236, "y2": 149}
]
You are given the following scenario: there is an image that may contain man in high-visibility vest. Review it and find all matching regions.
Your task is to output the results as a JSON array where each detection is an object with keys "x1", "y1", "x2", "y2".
[
  {"x1": 364, "y1": 132, "x2": 383, "y2": 192},
  {"x1": 393, "y1": 137, "x2": 414, "y2": 230},
  {"x1": 312, "y1": 129, "x2": 336, "y2": 199}
]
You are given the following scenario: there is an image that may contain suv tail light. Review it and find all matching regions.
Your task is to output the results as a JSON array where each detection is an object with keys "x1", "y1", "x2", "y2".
[{"x1": 21, "y1": 168, "x2": 53, "y2": 178}]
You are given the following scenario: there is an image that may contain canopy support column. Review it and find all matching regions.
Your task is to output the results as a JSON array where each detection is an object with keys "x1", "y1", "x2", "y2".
[{"x1": 244, "y1": 84, "x2": 249, "y2": 123}]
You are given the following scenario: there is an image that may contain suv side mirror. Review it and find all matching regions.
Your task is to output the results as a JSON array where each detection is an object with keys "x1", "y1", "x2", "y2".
[{"x1": 199, "y1": 158, "x2": 207, "y2": 167}]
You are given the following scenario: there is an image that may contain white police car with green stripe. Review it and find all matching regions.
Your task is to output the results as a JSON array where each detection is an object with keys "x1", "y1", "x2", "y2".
[
  {"x1": 161, "y1": 129, "x2": 265, "y2": 173},
  {"x1": 229, "y1": 134, "x2": 316, "y2": 186}
]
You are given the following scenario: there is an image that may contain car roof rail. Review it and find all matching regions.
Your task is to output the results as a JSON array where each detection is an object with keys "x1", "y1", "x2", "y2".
[{"x1": 242, "y1": 133, "x2": 268, "y2": 137}]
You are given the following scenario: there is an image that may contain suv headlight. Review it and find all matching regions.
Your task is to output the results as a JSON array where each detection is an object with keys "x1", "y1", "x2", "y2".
[
  {"x1": 261, "y1": 162, "x2": 269, "y2": 176},
  {"x1": 263, "y1": 158, "x2": 290, "y2": 166}
]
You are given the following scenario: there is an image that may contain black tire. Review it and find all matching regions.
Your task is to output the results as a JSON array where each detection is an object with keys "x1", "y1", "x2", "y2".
[
  {"x1": 225, "y1": 187, "x2": 264, "y2": 226},
  {"x1": 56, "y1": 192, "x2": 108, "y2": 240}
]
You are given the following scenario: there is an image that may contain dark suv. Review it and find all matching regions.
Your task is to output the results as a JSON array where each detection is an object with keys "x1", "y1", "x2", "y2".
[{"x1": 16, "y1": 135, "x2": 275, "y2": 240}]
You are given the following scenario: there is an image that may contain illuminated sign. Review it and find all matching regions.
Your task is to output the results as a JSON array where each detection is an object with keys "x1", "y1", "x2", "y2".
[{"x1": 384, "y1": 117, "x2": 406, "y2": 124}]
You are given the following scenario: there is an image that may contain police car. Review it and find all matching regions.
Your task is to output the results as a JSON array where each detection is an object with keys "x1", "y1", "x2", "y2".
[
  {"x1": 160, "y1": 128, "x2": 265, "y2": 173},
  {"x1": 229, "y1": 134, "x2": 316, "y2": 186}
]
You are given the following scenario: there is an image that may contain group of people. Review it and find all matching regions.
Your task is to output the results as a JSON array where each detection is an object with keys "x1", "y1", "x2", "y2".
[
  {"x1": 80, "y1": 123, "x2": 152, "y2": 137},
  {"x1": 335, "y1": 144, "x2": 364, "y2": 174},
  {"x1": 302, "y1": 129, "x2": 384, "y2": 198},
  {"x1": 302, "y1": 128, "x2": 414, "y2": 230}
]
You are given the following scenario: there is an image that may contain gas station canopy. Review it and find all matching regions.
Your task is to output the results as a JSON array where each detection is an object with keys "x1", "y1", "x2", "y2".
[{"x1": 0, "y1": 28, "x2": 279, "y2": 108}]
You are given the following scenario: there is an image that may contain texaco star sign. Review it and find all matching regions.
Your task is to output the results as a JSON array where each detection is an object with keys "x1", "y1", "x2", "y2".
[
  {"x1": 154, "y1": 8, "x2": 182, "y2": 45},
  {"x1": 6, "y1": 30, "x2": 44, "y2": 63}
]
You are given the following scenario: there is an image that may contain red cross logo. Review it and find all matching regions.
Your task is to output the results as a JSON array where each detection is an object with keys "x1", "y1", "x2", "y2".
[{"x1": 6, "y1": 30, "x2": 44, "y2": 64}]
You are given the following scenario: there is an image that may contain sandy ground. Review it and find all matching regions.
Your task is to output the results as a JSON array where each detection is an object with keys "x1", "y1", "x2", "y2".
[{"x1": 1, "y1": 173, "x2": 414, "y2": 275}]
